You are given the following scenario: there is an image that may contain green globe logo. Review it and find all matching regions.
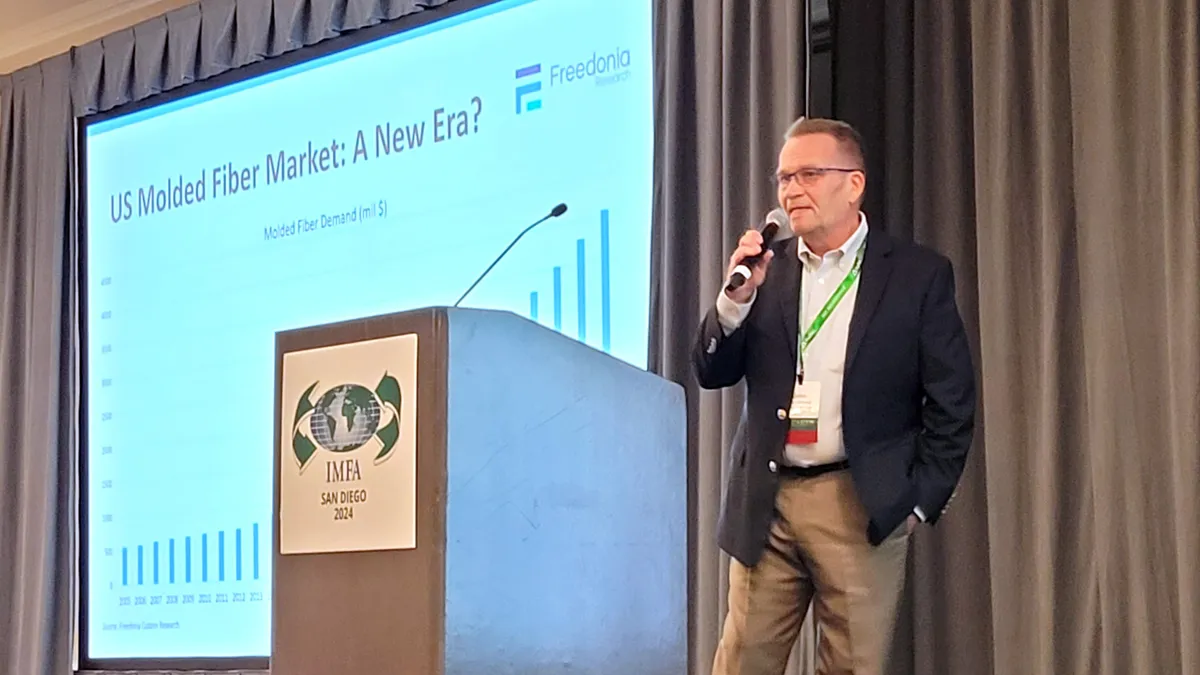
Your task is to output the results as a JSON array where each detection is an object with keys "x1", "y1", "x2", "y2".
[
  {"x1": 290, "y1": 374, "x2": 403, "y2": 473},
  {"x1": 310, "y1": 384, "x2": 381, "y2": 452}
]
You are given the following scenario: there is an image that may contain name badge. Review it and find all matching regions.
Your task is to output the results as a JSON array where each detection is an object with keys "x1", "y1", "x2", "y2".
[{"x1": 787, "y1": 381, "x2": 820, "y2": 445}]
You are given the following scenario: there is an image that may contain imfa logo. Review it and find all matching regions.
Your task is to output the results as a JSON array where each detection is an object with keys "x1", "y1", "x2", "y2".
[
  {"x1": 290, "y1": 376, "x2": 403, "y2": 476},
  {"x1": 515, "y1": 64, "x2": 542, "y2": 114}
]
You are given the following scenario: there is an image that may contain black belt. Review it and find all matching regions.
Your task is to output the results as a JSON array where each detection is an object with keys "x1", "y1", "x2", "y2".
[{"x1": 777, "y1": 459, "x2": 849, "y2": 478}]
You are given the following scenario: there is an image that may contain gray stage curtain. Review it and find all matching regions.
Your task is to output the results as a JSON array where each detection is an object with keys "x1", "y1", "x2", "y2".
[
  {"x1": 874, "y1": 1, "x2": 1200, "y2": 673},
  {"x1": 70, "y1": 0, "x2": 454, "y2": 118},
  {"x1": 656, "y1": 1, "x2": 1200, "y2": 674},
  {"x1": 0, "y1": 54, "x2": 76, "y2": 675},
  {"x1": 650, "y1": 0, "x2": 814, "y2": 672},
  {"x1": 833, "y1": 3, "x2": 993, "y2": 674},
  {"x1": 969, "y1": 1, "x2": 1199, "y2": 672},
  {"x1": 0, "y1": 2, "x2": 461, "y2": 674}
]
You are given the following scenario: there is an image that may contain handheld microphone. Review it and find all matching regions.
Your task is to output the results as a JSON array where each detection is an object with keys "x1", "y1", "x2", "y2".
[
  {"x1": 453, "y1": 203, "x2": 568, "y2": 308},
  {"x1": 726, "y1": 208, "x2": 789, "y2": 292}
]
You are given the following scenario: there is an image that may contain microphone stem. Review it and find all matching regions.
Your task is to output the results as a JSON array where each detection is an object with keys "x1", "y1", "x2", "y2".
[{"x1": 453, "y1": 214, "x2": 552, "y2": 308}]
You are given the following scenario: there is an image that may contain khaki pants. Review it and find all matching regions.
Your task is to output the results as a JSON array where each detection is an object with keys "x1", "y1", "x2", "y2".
[{"x1": 711, "y1": 470, "x2": 910, "y2": 675}]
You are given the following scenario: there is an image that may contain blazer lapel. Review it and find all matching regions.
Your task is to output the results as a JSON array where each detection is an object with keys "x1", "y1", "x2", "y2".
[
  {"x1": 845, "y1": 229, "x2": 894, "y2": 372},
  {"x1": 775, "y1": 237, "x2": 801, "y2": 361}
]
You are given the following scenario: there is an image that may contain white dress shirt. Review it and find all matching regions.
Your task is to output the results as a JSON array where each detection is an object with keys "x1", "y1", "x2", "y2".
[
  {"x1": 717, "y1": 213, "x2": 868, "y2": 467},
  {"x1": 713, "y1": 213, "x2": 927, "y2": 522}
]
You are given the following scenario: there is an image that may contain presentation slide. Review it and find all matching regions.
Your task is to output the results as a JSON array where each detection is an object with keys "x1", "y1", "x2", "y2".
[{"x1": 81, "y1": 0, "x2": 652, "y2": 660}]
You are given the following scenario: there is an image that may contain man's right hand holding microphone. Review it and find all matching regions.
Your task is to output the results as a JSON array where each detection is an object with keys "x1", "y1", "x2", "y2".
[{"x1": 724, "y1": 209, "x2": 788, "y2": 304}]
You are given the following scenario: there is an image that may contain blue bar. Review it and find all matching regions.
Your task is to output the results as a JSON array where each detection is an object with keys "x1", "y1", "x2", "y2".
[
  {"x1": 186, "y1": 537, "x2": 192, "y2": 583},
  {"x1": 577, "y1": 239, "x2": 587, "y2": 340},
  {"x1": 219, "y1": 531, "x2": 225, "y2": 582},
  {"x1": 236, "y1": 529, "x2": 243, "y2": 581},
  {"x1": 137, "y1": 546, "x2": 144, "y2": 585},
  {"x1": 153, "y1": 542, "x2": 159, "y2": 584},
  {"x1": 600, "y1": 209, "x2": 611, "y2": 352},
  {"x1": 553, "y1": 267, "x2": 563, "y2": 331},
  {"x1": 169, "y1": 539, "x2": 175, "y2": 584},
  {"x1": 530, "y1": 291, "x2": 539, "y2": 321},
  {"x1": 253, "y1": 523, "x2": 260, "y2": 580},
  {"x1": 122, "y1": 548, "x2": 128, "y2": 586},
  {"x1": 202, "y1": 534, "x2": 208, "y2": 582}
]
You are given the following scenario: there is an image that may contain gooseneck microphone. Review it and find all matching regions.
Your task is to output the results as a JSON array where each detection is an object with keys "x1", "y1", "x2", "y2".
[
  {"x1": 453, "y1": 203, "x2": 569, "y2": 308},
  {"x1": 726, "y1": 208, "x2": 789, "y2": 293}
]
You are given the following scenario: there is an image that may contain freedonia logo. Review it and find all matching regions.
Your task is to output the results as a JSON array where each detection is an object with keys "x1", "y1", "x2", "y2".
[
  {"x1": 514, "y1": 63, "x2": 542, "y2": 114},
  {"x1": 547, "y1": 46, "x2": 633, "y2": 87},
  {"x1": 290, "y1": 374, "x2": 403, "y2": 475},
  {"x1": 514, "y1": 46, "x2": 634, "y2": 114}
]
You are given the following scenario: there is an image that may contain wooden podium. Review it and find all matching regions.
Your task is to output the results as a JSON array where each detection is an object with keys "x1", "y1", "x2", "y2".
[{"x1": 270, "y1": 307, "x2": 687, "y2": 674}]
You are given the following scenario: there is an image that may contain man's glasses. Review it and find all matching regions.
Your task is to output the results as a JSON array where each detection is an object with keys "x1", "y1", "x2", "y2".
[{"x1": 774, "y1": 166, "x2": 862, "y2": 188}]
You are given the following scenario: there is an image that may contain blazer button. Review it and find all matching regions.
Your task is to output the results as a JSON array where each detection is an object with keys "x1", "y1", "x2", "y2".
[
  {"x1": 776, "y1": 408, "x2": 787, "y2": 420},
  {"x1": 768, "y1": 460, "x2": 778, "y2": 473}
]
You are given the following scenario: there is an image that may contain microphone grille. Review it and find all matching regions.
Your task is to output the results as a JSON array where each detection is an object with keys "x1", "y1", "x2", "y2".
[
  {"x1": 763, "y1": 207, "x2": 789, "y2": 243},
  {"x1": 766, "y1": 207, "x2": 790, "y2": 230}
]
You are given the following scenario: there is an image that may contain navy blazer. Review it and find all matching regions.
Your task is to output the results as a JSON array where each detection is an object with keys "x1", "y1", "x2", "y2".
[{"x1": 693, "y1": 226, "x2": 976, "y2": 566}]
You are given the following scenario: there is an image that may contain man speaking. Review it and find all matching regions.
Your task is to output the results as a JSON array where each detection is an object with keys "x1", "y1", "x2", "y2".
[{"x1": 693, "y1": 118, "x2": 976, "y2": 675}]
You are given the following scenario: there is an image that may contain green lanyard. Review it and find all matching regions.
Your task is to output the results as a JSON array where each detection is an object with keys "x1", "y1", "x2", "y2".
[{"x1": 797, "y1": 241, "x2": 865, "y2": 382}]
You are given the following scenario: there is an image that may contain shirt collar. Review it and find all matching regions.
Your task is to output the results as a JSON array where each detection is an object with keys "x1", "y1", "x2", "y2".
[{"x1": 798, "y1": 212, "x2": 869, "y2": 269}]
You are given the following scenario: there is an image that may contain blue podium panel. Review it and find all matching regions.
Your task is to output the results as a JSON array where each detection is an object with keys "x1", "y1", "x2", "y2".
[{"x1": 445, "y1": 309, "x2": 686, "y2": 675}]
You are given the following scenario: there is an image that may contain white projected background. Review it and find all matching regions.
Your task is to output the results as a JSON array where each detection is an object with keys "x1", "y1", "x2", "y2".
[{"x1": 82, "y1": 0, "x2": 652, "y2": 660}]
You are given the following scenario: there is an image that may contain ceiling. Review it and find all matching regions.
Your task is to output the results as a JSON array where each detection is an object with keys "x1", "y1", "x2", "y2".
[
  {"x1": 3, "y1": 0, "x2": 81, "y2": 27},
  {"x1": 0, "y1": 0, "x2": 192, "y2": 75}
]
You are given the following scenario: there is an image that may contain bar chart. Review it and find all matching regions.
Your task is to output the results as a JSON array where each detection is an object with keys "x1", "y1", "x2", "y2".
[
  {"x1": 527, "y1": 208, "x2": 613, "y2": 353},
  {"x1": 102, "y1": 521, "x2": 266, "y2": 641},
  {"x1": 118, "y1": 524, "x2": 261, "y2": 588}
]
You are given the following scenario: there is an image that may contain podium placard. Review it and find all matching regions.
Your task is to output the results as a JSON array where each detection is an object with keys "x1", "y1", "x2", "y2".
[{"x1": 278, "y1": 333, "x2": 419, "y2": 555}]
